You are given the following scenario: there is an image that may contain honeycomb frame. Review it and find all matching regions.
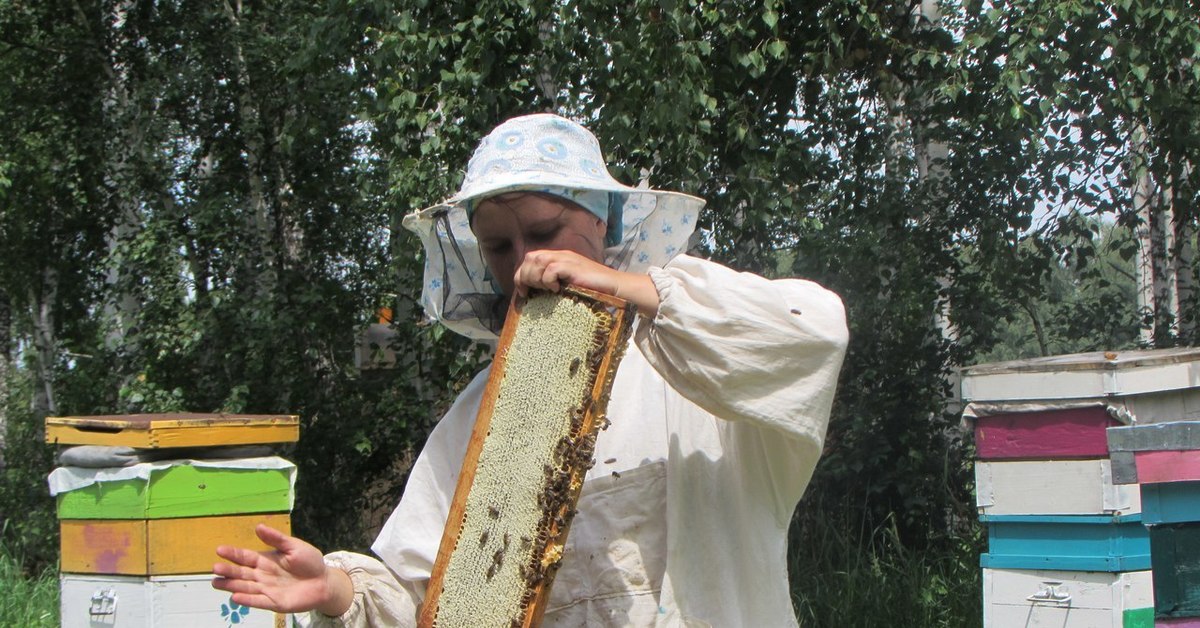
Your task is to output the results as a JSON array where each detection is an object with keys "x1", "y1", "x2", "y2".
[{"x1": 419, "y1": 287, "x2": 635, "y2": 628}]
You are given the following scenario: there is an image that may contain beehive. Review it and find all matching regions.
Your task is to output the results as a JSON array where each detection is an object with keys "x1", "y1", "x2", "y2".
[
  {"x1": 60, "y1": 573, "x2": 286, "y2": 628},
  {"x1": 53, "y1": 459, "x2": 295, "y2": 520},
  {"x1": 419, "y1": 287, "x2": 635, "y2": 628},
  {"x1": 1108, "y1": 420, "x2": 1200, "y2": 622},
  {"x1": 982, "y1": 568, "x2": 1154, "y2": 627},
  {"x1": 960, "y1": 349, "x2": 1200, "y2": 627},
  {"x1": 59, "y1": 512, "x2": 291, "y2": 575},
  {"x1": 47, "y1": 414, "x2": 298, "y2": 627}
]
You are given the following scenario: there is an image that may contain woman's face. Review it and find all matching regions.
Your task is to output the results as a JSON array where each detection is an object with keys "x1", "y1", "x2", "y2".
[{"x1": 471, "y1": 193, "x2": 607, "y2": 296}]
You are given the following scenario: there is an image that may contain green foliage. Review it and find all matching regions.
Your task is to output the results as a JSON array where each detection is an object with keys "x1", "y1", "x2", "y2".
[
  {"x1": 948, "y1": 0, "x2": 1200, "y2": 348},
  {"x1": 0, "y1": 0, "x2": 485, "y2": 558},
  {"x1": 0, "y1": 373, "x2": 58, "y2": 574},
  {"x1": 790, "y1": 505, "x2": 984, "y2": 627},
  {"x1": 0, "y1": 525, "x2": 58, "y2": 628},
  {"x1": 366, "y1": 0, "x2": 983, "y2": 543},
  {"x1": 976, "y1": 217, "x2": 1141, "y2": 362},
  {"x1": 0, "y1": 8, "x2": 1196, "y2": 623}
]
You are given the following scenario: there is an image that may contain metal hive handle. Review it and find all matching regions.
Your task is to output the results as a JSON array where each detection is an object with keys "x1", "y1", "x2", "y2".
[{"x1": 1026, "y1": 581, "x2": 1071, "y2": 605}]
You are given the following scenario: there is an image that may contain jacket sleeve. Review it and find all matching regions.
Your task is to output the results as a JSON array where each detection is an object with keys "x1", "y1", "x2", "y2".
[
  {"x1": 637, "y1": 254, "x2": 848, "y2": 438},
  {"x1": 304, "y1": 552, "x2": 422, "y2": 628},
  {"x1": 634, "y1": 254, "x2": 848, "y2": 518}
]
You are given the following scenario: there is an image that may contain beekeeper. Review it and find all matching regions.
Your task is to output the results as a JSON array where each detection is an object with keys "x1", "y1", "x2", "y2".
[{"x1": 213, "y1": 113, "x2": 848, "y2": 627}]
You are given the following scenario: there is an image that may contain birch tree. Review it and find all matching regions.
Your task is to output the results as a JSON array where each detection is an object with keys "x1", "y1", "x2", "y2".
[{"x1": 2, "y1": 0, "x2": 1195, "y2": 575}]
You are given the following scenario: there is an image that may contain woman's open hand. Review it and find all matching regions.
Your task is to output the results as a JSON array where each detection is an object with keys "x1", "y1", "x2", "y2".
[{"x1": 212, "y1": 524, "x2": 353, "y2": 617}]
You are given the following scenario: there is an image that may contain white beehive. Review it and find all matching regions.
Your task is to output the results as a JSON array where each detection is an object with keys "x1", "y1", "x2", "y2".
[{"x1": 61, "y1": 573, "x2": 287, "y2": 628}]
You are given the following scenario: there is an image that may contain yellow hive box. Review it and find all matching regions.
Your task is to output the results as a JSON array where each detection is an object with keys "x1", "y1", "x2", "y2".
[
  {"x1": 45, "y1": 413, "x2": 299, "y2": 448},
  {"x1": 60, "y1": 512, "x2": 290, "y2": 576}
]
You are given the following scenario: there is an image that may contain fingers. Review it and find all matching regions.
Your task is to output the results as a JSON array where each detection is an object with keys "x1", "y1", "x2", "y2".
[
  {"x1": 212, "y1": 570, "x2": 282, "y2": 612},
  {"x1": 216, "y1": 544, "x2": 267, "y2": 568},
  {"x1": 514, "y1": 250, "x2": 584, "y2": 297},
  {"x1": 212, "y1": 559, "x2": 264, "y2": 582},
  {"x1": 212, "y1": 558, "x2": 285, "y2": 613},
  {"x1": 515, "y1": 250, "x2": 626, "y2": 301},
  {"x1": 255, "y1": 524, "x2": 292, "y2": 550},
  {"x1": 229, "y1": 591, "x2": 282, "y2": 613},
  {"x1": 212, "y1": 574, "x2": 261, "y2": 595},
  {"x1": 539, "y1": 264, "x2": 562, "y2": 294}
]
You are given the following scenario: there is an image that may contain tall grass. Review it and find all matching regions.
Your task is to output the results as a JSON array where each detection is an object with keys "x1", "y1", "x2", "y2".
[
  {"x1": 790, "y1": 513, "x2": 983, "y2": 627},
  {"x1": 0, "y1": 524, "x2": 58, "y2": 628}
]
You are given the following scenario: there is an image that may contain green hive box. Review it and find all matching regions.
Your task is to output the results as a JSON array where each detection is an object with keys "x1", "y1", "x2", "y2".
[
  {"x1": 56, "y1": 462, "x2": 294, "y2": 520},
  {"x1": 1152, "y1": 522, "x2": 1200, "y2": 619}
]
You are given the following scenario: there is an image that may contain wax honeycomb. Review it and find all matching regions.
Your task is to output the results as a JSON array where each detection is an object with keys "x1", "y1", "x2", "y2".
[{"x1": 422, "y1": 289, "x2": 633, "y2": 628}]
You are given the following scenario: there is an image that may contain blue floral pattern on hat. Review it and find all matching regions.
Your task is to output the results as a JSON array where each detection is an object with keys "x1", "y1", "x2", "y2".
[
  {"x1": 483, "y1": 159, "x2": 512, "y2": 175},
  {"x1": 498, "y1": 131, "x2": 525, "y2": 149},
  {"x1": 537, "y1": 138, "x2": 568, "y2": 160},
  {"x1": 579, "y1": 159, "x2": 606, "y2": 179}
]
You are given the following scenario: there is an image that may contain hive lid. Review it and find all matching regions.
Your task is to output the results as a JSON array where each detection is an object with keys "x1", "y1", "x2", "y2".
[
  {"x1": 961, "y1": 348, "x2": 1200, "y2": 403},
  {"x1": 1107, "y1": 420, "x2": 1200, "y2": 452},
  {"x1": 45, "y1": 413, "x2": 299, "y2": 448}
]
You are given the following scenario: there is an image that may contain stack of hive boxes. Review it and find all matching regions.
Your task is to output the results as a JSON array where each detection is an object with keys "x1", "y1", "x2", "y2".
[
  {"x1": 1109, "y1": 420, "x2": 1200, "y2": 627},
  {"x1": 46, "y1": 413, "x2": 299, "y2": 628},
  {"x1": 962, "y1": 348, "x2": 1200, "y2": 627}
]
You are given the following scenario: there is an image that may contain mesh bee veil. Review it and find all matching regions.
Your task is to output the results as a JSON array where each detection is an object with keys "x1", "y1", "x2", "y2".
[{"x1": 402, "y1": 114, "x2": 704, "y2": 341}]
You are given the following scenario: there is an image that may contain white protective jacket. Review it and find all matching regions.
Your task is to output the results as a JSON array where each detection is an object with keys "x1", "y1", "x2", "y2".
[{"x1": 314, "y1": 255, "x2": 848, "y2": 627}]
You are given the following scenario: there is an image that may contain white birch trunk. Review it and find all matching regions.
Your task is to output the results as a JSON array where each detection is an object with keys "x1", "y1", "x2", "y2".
[
  {"x1": 1132, "y1": 125, "x2": 1158, "y2": 345},
  {"x1": 535, "y1": 16, "x2": 559, "y2": 105},
  {"x1": 1169, "y1": 172, "x2": 1196, "y2": 338},
  {"x1": 1160, "y1": 185, "x2": 1181, "y2": 337},
  {"x1": 96, "y1": 0, "x2": 144, "y2": 351},
  {"x1": 223, "y1": 0, "x2": 277, "y2": 300},
  {"x1": 30, "y1": 268, "x2": 60, "y2": 421},
  {"x1": 0, "y1": 292, "x2": 9, "y2": 469},
  {"x1": 904, "y1": 2, "x2": 959, "y2": 378},
  {"x1": 883, "y1": 1, "x2": 960, "y2": 408}
]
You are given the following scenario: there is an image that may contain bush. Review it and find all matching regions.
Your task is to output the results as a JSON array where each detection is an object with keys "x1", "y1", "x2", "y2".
[
  {"x1": 0, "y1": 522, "x2": 58, "y2": 627},
  {"x1": 0, "y1": 373, "x2": 58, "y2": 575},
  {"x1": 789, "y1": 503, "x2": 984, "y2": 627}
]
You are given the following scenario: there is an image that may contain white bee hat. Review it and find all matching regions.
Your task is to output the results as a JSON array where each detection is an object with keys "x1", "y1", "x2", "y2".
[{"x1": 402, "y1": 113, "x2": 705, "y2": 341}]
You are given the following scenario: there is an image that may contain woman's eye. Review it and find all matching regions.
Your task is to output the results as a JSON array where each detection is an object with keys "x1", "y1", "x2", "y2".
[{"x1": 529, "y1": 227, "x2": 560, "y2": 242}]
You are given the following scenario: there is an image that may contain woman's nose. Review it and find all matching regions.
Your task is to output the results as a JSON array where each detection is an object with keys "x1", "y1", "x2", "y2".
[{"x1": 511, "y1": 238, "x2": 529, "y2": 263}]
